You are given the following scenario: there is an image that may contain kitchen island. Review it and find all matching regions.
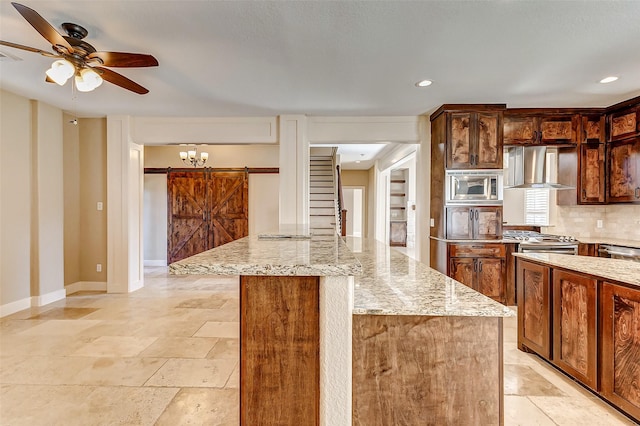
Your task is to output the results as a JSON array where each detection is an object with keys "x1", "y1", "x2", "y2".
[
  {"x1": 515, "y1": 253, "x2": 640, "y2": 423},
  {"x1": 348, "y1": 237, "x2": 513, "y2": 425},
  {"x1": 171, "y1": 234, "x2": 514, "y2": 426}
]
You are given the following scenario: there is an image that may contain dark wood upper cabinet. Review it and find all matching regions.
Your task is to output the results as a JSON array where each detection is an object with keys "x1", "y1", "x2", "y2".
[
  {"x1": 608, "y1": 104, "x2": 640, "y2": 142},
  {"x1": 552, "y1": 270, "x2": 598, "y2": 390},
  {"x1": 581, "y1": 114, "x2": 606, "y2": 144},
  {"x1": 601, "y1": 282, "x2": 640, "y2": 420},
  {"x1": 447, "y1": 111, "x2": 503, "y2": 169},
  {"x1": 504, "y1": 113, "x2": 579, "y2": 145},
  {"x1": 446, "y1": 206, "x2": 502, "y2": 240},
  {"x1": 607, "y1": 137, "x2": 640, "y2": 203},
  {"x1": 579, "y1": 143, "x2": 606, "y2": 204}
]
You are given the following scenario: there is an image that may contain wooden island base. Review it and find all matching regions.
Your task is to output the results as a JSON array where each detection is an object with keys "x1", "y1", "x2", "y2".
[
  {"x1": 353, "y1": 315, "x2": 504, "y2": 425},
  {"x1": 240, "y1": 275, "x2": 320, "y2": 425}
]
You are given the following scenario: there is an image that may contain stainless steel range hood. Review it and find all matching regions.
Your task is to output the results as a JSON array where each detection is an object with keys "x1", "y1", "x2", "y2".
[{"x1": 510, "y1": 146, "x2": 574, "y2": 190}]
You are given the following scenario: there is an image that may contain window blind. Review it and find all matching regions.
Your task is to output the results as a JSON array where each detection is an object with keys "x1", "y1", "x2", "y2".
[{"x1": 524, "y1": 189, "x2": 549, "y2": 226}]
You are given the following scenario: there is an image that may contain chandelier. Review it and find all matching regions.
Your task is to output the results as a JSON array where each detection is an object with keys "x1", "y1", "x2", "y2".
[
  {"x1": 46, "y1": 59, "x2": 103, "y2": 92},
  {"x1": 179, "y1": 148, "x2": 209, "y2": 167}
]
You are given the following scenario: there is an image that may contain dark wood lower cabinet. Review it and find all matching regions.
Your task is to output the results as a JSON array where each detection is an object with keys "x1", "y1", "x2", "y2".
[
  {"x1": 517, "y1": 259, "x2": 640, "y2": 423},
  {"x1": 601, "y1": 282, "x2": 640, "y2": 421},
  {"x1": 517, "y1": 260, "x2": 551, "y2": 358},
  {"x1": 552, "y1": 270, "x2": 598, "y2": 390},
  {"x1": 449, "y1": 243, "x2": 506, "y2": 304}
]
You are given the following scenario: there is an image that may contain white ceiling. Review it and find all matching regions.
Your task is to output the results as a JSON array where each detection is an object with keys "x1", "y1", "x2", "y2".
[{"x1": 1, "y1": 1, "x2": 639, "y2": 119}]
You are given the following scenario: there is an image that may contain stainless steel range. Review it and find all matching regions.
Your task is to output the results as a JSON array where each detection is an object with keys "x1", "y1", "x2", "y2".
[{"x1": 503, "y1": 230, "x2": 578, "y2": 255}]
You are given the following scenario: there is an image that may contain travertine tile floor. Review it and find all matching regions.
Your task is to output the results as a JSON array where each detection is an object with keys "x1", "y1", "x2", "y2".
[{"x1": 0, "y1": 267, "x2": 636, "y2": 425}]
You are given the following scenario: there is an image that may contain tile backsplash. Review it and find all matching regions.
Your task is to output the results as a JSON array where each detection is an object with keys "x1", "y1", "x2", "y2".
[{"x1": 542, "y1": 204, "x2": 640, "y2": 241}]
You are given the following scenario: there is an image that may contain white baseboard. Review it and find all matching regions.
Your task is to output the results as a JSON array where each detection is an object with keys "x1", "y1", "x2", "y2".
[
  {"x1": 66, "y1": 281, "x2": 107, "y2": 295},
  {"x1": 31, "y1": 289, "x2": 67, "y2": 307},
  {"x1": 0, "y1": 297, "x2": 31, "y2": 318},
  {"x1": 144, "y1": 260, "x2": 167, "y2": 267}
]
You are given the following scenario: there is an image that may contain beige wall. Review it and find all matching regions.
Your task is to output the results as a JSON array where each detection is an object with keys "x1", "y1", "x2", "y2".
[
  {"x1": 342, "y1": 169, "x2": 371, "y2": 238},
  {"x1": 544, "y1": 204, "x2": 640, "y2": 241},
  {"x1": 63, "y1": 113, "x2": 80, "y2": 285},
  {"x1": 1, "y1": 90, "x2": 32, "y2": 308},
  {"x1": 143, "y1": 145, "x2": 280, "y2": 264},
  {"x1": 79, "y1": 118, "x2": 108, "y2": 282},
  {"x1": 31, "y1": 101, "x2": 65, "y2": 297}
]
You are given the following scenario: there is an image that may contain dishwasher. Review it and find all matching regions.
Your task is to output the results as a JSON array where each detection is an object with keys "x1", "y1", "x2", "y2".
[{"x1": 598, "y1": 244, "x2": 640, "y2": 262}]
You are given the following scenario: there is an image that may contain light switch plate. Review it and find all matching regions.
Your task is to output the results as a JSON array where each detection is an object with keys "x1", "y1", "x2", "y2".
[{"x1": 97, "y1": 202, "x2": 103, "y2": 211}]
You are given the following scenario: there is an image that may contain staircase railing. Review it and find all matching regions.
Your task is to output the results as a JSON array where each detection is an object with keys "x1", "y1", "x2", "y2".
[{"x1": 336, "y1": 165, "x2": 347, "y2": 237}]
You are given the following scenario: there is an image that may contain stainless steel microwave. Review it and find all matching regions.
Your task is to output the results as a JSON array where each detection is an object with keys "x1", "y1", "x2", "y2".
[{"x1": 445, "y1": 170, "x2": 503, "y2": 205}]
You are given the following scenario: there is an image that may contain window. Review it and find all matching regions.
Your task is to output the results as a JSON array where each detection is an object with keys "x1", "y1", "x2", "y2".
[{"x1": 524, "y1": 189, "x2": 549, "y2": 226}]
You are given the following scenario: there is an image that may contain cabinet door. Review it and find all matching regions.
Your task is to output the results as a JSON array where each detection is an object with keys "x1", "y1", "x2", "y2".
[
  {"x1": 504, "y1": 115, "x2": 537, "y2": 145},
  {"x1": 579, "y1": 143, "x2": 606, "y2": 204},
  {"x1": 446, "y1": 207, "x2": 473, "y2": 239},
  {"x1": 607, "y1": 138, "x2": 640, "y2": 203},
  {"x1": 476, "y1": 112, "x2": 503, "y2": 169},
  {"x1": 517, "y1": 260, "x2": 551, "y2": 357},
  {"x1": 447, "y1": 112, "x2": 472, "y2": 168},
  {"x1": 477, "y1": 258, "x2": 505, "y2": 303},
  {"x1": 539, "y1": 115, "x2": 579, "y2": 144},
  {"x1": 474, "y1": 207, "x2": 502, "y2": 240},
  {"x1": 581, "y1": 114, "x2": 605, "y2": 144},
  {"x1": 609, "y1": 105, "x2": 640, "y2": 142},
  {"x1": 601, "y1": 282, "x2": 640, "y2": 420},
  {"x1": 552, "y1": 270, "x2": 598, "y2": 390},
  {"x1": 449, "y1": 258, "x2": 475, "y2": 289}
]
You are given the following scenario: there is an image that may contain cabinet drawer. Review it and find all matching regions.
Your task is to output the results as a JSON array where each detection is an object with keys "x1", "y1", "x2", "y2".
[{"x1": 449, "y1": 243, "x2": 505, "y2": 258}]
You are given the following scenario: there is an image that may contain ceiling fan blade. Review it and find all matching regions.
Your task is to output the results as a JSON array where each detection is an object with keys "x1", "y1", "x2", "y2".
[
  {"x1": 94, "y1": 67, "x2": 149, "y2": 94},
  {"x1": 45, "y1": 75, "x2": 54, "y2": 83},
  {"x1": 11, "y1": 2, "x2": 74, "y2": 53},
  {"x1": 0, "y1": 40, "x2": 60, "y2": 57},
  {"x1": 86, "y1": 51, "x2": 158, "y2": 67}
]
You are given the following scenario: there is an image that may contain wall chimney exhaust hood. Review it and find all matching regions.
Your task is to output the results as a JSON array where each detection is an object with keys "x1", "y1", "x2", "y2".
[{"x1": 510, "y1": 146, "x2": 574, "y2": 190}]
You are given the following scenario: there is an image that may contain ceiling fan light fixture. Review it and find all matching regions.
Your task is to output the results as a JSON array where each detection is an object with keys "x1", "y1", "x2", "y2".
[
  {"x1": 45, "y1": 59, "x2": 75, "y2": 85},
  {"x1": 75, "y1": 68, "x2": 103, "y2": 92},
  {"x1": 415, "y1": 79, "x2": 433, "y2": 87},
  {"x1": 599, "y1": 76, "x2": 618, "y2": 84}
]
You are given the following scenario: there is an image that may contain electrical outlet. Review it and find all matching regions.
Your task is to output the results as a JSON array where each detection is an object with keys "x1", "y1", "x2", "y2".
[
  {"x1": 96, "y1": 263, "x2": 102, "y2": 272},
  {"x1": 596, "y1": 219, "x2": 603, "y2": 229},
  {"x1": 430, "y1": 218, "x2": 435, "y2": 227},
  {"x1": 97, "y1": 202, "x2": 103, "y2": 211}
]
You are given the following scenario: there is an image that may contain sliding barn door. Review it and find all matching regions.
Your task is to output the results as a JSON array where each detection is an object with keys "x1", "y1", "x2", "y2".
[
  {"x1": 167, "y1": 171, "x2": 209, "y2": 264},
  {"x1": 208, "y1": 172, "x2": 249, "y2": 247},
  {"x1": 167, "y1": 170, "x2": 249, "y2": 264}
]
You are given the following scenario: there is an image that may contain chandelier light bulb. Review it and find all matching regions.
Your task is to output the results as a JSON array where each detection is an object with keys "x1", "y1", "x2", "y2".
[
  {"x1": 180, "y1": 148, "x2": 209, "y2": 167},
  {"x1": 45, "y1": 59, "x2": 75, "y2": 85}
]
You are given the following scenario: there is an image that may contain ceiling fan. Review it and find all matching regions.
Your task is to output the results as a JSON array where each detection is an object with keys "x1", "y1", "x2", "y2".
[{"x1": 0, "y1": 2, "x2": 158, "y2": 94}]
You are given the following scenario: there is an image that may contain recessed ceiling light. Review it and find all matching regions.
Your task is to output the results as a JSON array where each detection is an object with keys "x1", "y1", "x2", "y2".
[
  {"x1": 415, "y1": 79, "x2": 433, "y2": 87},
  {"x1": 599, "y1": 76, "x2": 618, "y2": 84},
  {"x1": 355, "y1": 160, "x2": 361, "y2": 164}
]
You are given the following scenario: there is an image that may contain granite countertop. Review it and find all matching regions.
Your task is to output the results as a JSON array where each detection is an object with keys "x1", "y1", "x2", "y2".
[
  {"x1": 577, "y1": 237, "x2": 640, "y2": 249},
  {"x1": 170, "y1": 233, "x2": 362, "y2": 276},
  {"x1": 348, "y1": 238, "x2": 514, "y2": 317},
  {"x1": 513, "y1": 253, "x2": 640, "y2": 288}
]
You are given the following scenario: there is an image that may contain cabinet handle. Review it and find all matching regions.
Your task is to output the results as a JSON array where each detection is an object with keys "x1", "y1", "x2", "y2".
[
  {"x1": 478, "y1": 260, "x2": 483, "y2": 272},
  {"x1": 473, "y1": 260, "x2": 478, "y2": 272},
  {"x1": 582, "y1": 188, "x2": 587, "y2": 199},
  {"x1": 636, "y1": 187, "x2": 640, "y2": 199},
  {"x1": 475, "y1": 209, "x2": 479, "y2": 220},
  {"x1": 475, "y1": 154, "x2": 480, "y2": 165},
  {"x1": 538, "y1": 130, "x2": 543, "y2": 143},
  {"x1": 583, "y1": 129, "x2": 588, "y2": 143},
  {"x1": 532, "y1": 130, "x2": 537, "y2": 142}
]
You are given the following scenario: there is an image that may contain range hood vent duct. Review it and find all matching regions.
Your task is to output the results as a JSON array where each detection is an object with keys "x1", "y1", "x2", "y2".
[{"x1": 510, "y1": 146, "x2": 574, "y2": 190}]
